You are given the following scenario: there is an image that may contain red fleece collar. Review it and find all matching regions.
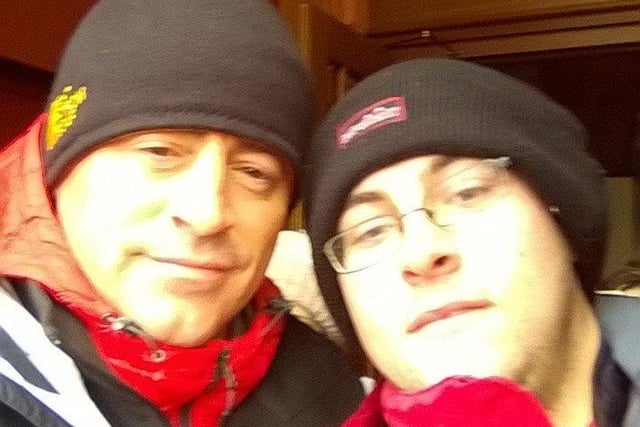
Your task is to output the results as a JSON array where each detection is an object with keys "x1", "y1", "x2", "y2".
[
  {"x1": 65, "y1": 280, "x2": 284, "y2": 426},
  {"x1": 0, "y1": 117, "x2": 286, "y2": 425},
  {"x1": 0, "y1": 116, "x2": 113, "y2": 315},
  {"x1": 343, "y1": 376, "x2": 555, "y2": 427}
]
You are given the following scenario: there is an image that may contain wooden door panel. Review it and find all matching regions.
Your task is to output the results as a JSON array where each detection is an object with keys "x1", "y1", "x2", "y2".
[
  {"x1": 284, "y1": 5, "x2": 394, "y2": 228},
  {"x1": 368, "y1": 0, "x2": 640, "y2": 34}
]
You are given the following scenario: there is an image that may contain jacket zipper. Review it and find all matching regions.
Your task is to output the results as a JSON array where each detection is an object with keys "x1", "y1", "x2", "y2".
[
  {"x1": 102, "y1": 314, "x2": 167, "y2": 362},
  {"x1": 260, "y1": 296, "x2": 292, "y2": 337},
  {"x1": 179, "y1": 348, "x2": 237, "y2": 427},
  {"x1": 105, "y1": 298, "x2": 289, "y2": 427}
]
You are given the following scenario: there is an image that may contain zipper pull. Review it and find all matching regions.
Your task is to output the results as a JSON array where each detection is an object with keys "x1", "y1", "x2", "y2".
[
  {"x1": 260, "y1": 297, "x2": 291, "y2": 337},
  {"x1": 102, "y1": 314, "x2": 166, "y2": 362},
  {"x1": 216, "y1": 348, "x2": 237, "y2": 425}
]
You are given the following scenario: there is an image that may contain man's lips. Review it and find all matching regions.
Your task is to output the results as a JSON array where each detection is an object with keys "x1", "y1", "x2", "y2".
[
  {"x1": 150, "y1": 257, "x2": 235, "y2": 272},
  {"x1": 406, "y1": 300, "x2": 494, "y2": 334}
]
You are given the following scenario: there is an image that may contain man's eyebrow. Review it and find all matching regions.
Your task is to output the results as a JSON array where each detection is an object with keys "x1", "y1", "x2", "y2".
[
  {"x1": 424, "y1": 155, "x2": 457, "y2": 176},
  {"x1": 234, "y1": 137, "x2": 285, "y2": 159},
  {"x1": 420, "y1": 155, "x2": 486, "y2": 183},
  {"x1": 343, "y1": 191, "x2": 389, "y2": 211}
]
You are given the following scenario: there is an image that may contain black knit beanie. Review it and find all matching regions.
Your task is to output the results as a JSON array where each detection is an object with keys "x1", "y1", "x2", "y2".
[
  {"x1": 304, "y1": 58, "x2": 608, "y2": 357},
  {"x1": 44, "y1": 0, "x2": 313, "y2": 198}
]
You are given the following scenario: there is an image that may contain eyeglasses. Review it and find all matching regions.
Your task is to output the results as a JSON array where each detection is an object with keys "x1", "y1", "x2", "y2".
[{"x1": 324, "y1": 157, "x2": 512, "y2": 274}]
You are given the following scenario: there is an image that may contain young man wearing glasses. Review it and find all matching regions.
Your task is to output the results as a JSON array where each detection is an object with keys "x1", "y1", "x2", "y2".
[{"x1": 304, "y1": 58, "x2": 607, "y2": 426}]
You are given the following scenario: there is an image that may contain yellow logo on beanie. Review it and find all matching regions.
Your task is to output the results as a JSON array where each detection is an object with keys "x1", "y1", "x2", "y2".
[{"x1": 45, "y1": 85, "x2": 88, "y2": 150}]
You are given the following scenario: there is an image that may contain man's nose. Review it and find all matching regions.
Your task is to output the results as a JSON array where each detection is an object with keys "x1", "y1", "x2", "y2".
[
  {"x1": 399, "y1": 211, "x2": 461, "y2": 286},
  {"x1": 168, "y1": 141, "x2": 231, "y2": 235}
]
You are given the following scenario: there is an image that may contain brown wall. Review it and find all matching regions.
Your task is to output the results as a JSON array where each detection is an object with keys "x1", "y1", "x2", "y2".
[{"x1": 0, "y1": 60, "x2": 51, "y2": 145}]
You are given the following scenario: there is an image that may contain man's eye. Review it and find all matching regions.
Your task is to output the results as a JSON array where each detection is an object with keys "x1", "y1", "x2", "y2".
[
  {"x1": 452, "y1": 185, "x2": 490, "y2": 203},
  {"x1": 444, "y1": 182, "x2": 496, "y2": 207},
  {"x1": 139, "y1": 146, "x2": 179, "y2": 157},
  {"x1": 133, "y1": 144, "x2": 187, "y2": 173},
  {"x1": 239, "y1": 166, "x2": 271, "y2": 181},
  {"x1": 232, "y1": 164, "x2": 278, "y2": 193},
  {"x1": 354, "y1": 226, "x2": 389, "y2": 244},
  {"x1": 350, "y1": 220, "x2": 396, "y2": 248}
]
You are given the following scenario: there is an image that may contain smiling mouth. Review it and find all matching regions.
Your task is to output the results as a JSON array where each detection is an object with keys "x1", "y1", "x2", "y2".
[
  {"x1": 406, "y1": 300, "x2": 494, "y2": 334},
  {"x1": 158, "y1": 258, "x2": 231, "y2": 270},
  {"x1": 150, "y1": 257, "x2": 235, "y2": 272}
]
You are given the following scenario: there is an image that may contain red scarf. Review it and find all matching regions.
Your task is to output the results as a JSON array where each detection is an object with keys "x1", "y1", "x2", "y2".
[
  {"x1": 55, "y1": 281, "x2": 284, "y2": 426},
  {"x1": 343, "y1": 376, "x2": 554, "y2": 427},
  {"x1": 0, "y1": 117, "x2": 285, "y2": 426}
]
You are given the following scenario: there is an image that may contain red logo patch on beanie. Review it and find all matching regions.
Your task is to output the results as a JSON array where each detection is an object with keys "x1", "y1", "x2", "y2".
[{"x1": 336, "y1": 96, "x2": 407, "y2": 149}]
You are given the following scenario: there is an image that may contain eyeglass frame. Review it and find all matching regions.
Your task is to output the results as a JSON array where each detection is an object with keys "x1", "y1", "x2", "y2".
[{"x1": 323, "y1": 156, "x2": 512, "y2": 274}]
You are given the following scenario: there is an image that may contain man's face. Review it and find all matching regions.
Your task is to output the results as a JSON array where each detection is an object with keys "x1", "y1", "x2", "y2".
[
  {"x1": 335, "y1": 155, "x2": 580, "y2": 391},
  {"x1": 55, "y1": 130, "x2": 292, "y2": 346}
]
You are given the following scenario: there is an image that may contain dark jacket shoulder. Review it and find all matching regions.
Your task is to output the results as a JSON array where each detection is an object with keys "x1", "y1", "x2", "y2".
[{"x1": 228, "y1": 315, "x2": 364, "y2": 426}]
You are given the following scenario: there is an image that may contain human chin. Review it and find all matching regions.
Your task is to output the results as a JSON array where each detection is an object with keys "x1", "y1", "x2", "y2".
[
  {"x1": 104, "y1": 268, "x2": 221, "y2": 338},
  {"x1": 114, "y1": 284, "x2": 225, "y2": 346},
  {"x1": 386, "y1": 322, "x2": 508, "y2": 389},
  {"x1": 387, "y1": 341, "x2": 506, "y2": 391}
]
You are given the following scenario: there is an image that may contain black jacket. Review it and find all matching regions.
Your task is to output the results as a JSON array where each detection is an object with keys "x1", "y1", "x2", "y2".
[{"x1": 0, "y1": 280, "x2": 363, "y2": 426}]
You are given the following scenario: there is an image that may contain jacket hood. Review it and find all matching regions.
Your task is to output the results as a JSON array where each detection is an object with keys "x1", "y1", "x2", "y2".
[{"x1": 0, "y1": 115, "x2": 114, "y2": 315}]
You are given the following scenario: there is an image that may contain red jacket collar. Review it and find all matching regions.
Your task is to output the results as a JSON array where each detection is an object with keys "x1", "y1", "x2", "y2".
[{"x1": 0, "y1": 115, "x2": 113, "y2": 314}]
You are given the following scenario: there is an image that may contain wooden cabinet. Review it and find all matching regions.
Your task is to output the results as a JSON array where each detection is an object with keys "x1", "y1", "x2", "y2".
[
  {"x1": 362, "y1": 0, "x2": 639, "y2": 33},
  {"x1": 280, "y1": 1, "x2": 638, "y2": 112},
  {"x1": 278, "y1": 0, "x2": 639, "y2": 236}
]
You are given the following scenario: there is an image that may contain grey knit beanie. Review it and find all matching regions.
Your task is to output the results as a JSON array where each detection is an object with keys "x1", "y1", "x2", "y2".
[{"x1": 44, "y1": 0, "x2": 314, "y2": 197}]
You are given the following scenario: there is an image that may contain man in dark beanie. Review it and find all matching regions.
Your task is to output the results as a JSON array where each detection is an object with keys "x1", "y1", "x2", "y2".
[
  {"x1": 0, "y1": 1, "x2": 362, "y2": 426},
  {"x1": 304, "y1": 58, "x2": 607, "y2": 426}
]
